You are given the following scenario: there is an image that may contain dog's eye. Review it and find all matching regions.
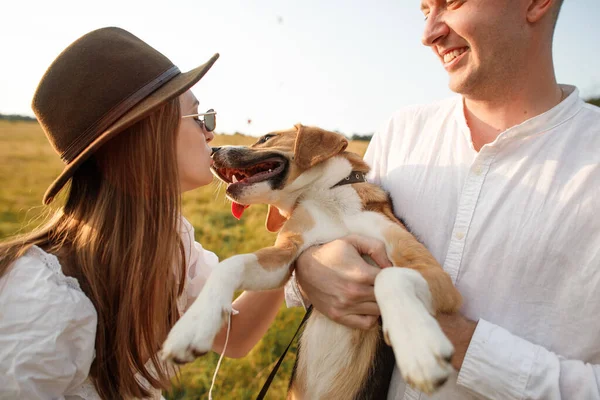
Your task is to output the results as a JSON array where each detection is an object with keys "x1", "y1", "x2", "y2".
[{"x1": 255, "y1": 134, "x2": 277, "y2": 145}]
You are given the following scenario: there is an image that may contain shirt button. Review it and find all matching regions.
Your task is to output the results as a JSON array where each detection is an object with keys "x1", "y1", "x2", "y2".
[
  {"x1": 473, "y1": 165, "x2": 483, "y2": 175},
  {"x1": 455, "y1": 232, "x2": 465, "y2": 240}
]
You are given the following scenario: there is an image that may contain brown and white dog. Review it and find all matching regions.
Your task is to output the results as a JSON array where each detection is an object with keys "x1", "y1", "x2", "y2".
[{"x1": 161, "y1": 124, "x2": 463, "y2": 398}]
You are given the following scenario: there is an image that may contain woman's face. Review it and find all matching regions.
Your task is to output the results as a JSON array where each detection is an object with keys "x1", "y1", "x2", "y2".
[{"x1": 177, "y1": 90, "x2": 215, "y2": 192}]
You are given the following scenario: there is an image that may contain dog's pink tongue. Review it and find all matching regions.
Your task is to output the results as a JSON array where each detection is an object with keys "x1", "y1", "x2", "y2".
[{"x1": 231, "y1": 202, "x2": 250, "y2": 220}]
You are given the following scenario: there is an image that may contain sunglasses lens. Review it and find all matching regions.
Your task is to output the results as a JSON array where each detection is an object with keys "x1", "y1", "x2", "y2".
[{"x1": 205, "y1": 109, "x2": 216, "y2": 132}]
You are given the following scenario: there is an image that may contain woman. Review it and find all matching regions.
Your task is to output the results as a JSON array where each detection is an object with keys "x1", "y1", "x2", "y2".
[{"x1": 0, "y1": 27, "x2": 283, "y2": 399}]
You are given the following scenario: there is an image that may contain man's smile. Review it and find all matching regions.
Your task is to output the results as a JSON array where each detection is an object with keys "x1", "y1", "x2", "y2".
[{"x1": 439, "y1": 47, "x2": 469, "y2": 70}]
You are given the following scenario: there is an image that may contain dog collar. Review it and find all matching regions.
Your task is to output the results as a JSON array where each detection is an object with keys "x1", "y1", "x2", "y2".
[{"x1": 332, "y1": 170, "x2": 368, "y2": 188}]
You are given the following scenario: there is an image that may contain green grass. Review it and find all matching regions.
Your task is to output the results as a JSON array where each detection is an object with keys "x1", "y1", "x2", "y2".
[{"x1": 0, "y1": 120, "x2": 368, "y2": 399}]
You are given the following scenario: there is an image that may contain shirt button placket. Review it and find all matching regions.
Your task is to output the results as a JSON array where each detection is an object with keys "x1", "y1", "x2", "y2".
[{"x1": 443, "y1": 151, "x2": 493, "y2": 284}]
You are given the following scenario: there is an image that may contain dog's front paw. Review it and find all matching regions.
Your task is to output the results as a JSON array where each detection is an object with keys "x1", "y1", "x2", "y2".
[
  {"x1": 383, "y1": 309, "x2": 454, "y2": 394},
  {"x1": 161, "y1": 292, "x2": 230, "y2": 364},
  {"x1": 375, "y1": 267, "x2": 454, "y2": 394}
]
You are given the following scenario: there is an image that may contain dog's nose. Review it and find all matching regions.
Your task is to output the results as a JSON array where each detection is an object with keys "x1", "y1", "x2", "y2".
[{"x1": 211, "y1": 147, "x2": 222, "y2": 156}]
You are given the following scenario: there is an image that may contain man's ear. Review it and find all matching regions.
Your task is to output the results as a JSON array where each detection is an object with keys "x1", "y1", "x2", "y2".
[
  {"x1": 293, "y1": 124, "x2": 348, "y2": 170},
  {"x1": 266, "y1": 205, "x2": 288, "y2": 232},
  {"x1": 526, "y1": 0, "x2": 554, "y2": 23}
]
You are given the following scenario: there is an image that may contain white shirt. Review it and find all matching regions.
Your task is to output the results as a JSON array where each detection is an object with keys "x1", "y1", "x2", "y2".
[
  {"x1": 366, "y1": 85, "x2": 600, "y2": 400},
  {"x1": 286, "y1": 85, "x2": 600, "y2": 399},
  {"x1": 0, "y1": 217, "x2": 219, "y2": 400}
]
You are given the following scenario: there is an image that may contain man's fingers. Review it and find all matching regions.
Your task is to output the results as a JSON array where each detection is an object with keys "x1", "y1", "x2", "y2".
[
  {"x1": 367, "y1": 249, "x2": 393, "y2": 269},
  {"x1": 349, "y1": 263, "x2": 381, "y2": 287},
  {"x1": 345, "y1": 235, "x2": 392, "y2": 268}
]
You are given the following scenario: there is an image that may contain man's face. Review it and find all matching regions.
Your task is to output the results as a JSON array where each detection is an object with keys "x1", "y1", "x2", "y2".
[{"x1": 420, "y1": 0, "x2": 528, "y2": 97}]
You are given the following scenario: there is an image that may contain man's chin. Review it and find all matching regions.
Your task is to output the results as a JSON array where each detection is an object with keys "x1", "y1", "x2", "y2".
[
  {"x1": 448, "y1": 75, "x2": 467, "y2": 94},
  {"x1": 448, "y1": 72, "x2": 479, "y2": 98}
]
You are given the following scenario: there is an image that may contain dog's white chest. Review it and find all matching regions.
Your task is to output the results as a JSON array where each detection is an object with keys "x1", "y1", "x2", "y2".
[{"x1": 299, "y1": 188, "x2": 388, "y2": 247}]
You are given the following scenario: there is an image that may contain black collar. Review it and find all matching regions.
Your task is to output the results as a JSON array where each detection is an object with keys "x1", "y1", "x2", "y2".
[{"x1": 332, "y1": 170, "x2": 367, "y2": 188}]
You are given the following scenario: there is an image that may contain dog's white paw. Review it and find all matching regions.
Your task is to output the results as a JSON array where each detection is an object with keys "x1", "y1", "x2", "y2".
[
  {"x1": 383, "y1": 308, "x2": 454, "y2": 394},
  {"x1": 161, "y1": 290, "x2": 230, "y2": 364},
  {"x1": 375, "y1": 267, "x2": 454, "y2": 394}
]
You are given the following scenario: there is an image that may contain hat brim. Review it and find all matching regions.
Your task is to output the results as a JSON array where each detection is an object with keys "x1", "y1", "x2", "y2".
[{"x1": 42, "y1": 53, "x2": 220, "y2": 205}]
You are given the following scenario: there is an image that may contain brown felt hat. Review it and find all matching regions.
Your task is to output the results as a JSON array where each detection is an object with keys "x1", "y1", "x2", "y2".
[{"x1": 32, "y1": 27, "x2": 219, "y2": 204}]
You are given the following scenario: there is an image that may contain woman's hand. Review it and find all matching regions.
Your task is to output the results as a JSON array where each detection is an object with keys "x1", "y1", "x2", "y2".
[{"x1": 295, "y1": 235, "x2": 392, "y2": 330}]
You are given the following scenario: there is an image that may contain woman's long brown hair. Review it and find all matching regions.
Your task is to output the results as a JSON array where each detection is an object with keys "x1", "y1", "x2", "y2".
[{"x1": 0, "y1": 98, "x2": 186, "y2": 398}]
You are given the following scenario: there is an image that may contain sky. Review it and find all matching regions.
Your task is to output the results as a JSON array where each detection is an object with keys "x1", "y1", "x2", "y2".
[{"x1": 1, "y1": 0, "x2": 599, "y2": 137}]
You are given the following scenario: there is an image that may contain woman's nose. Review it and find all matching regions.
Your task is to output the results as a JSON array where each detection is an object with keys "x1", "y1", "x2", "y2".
[{"x1": 204, "y1": 128, "x2": 215, "y2": 143}]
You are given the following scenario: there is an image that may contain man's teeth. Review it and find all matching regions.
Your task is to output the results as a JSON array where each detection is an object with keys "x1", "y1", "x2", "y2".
[
  {"x1": 443, "y1": 48, "x2": 467, "y2": 63},
  {"x1": 232, "y1": 175, "x2": 238, "y2": 183}
]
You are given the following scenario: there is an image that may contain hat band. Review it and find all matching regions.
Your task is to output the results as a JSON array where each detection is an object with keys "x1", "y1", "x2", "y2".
[{"x1": 60, "y1": 65, "x2": 181, "y2": 163}]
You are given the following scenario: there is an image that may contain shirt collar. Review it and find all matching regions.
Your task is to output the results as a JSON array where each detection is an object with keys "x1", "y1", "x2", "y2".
[{"x1": 453, "y1": 84, "x2": 585, "y2": 148}]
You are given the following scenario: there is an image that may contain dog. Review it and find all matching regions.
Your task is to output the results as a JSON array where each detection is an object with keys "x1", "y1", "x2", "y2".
[{"x1": 161, "y1": 124, "x2": 463, "y2": 398}]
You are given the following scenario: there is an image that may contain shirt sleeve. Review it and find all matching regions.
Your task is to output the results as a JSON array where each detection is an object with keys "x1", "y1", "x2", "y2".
[
  {"x1": 0, "y1": 255, "x2": 97, "y2": 400},
  {"x1": 457, "y1": 318, "x2": 600, "y2": 399},
  {"x1": 363, "y1": 120, "x2": 387, "y2": 186},
  {"x1": 364, "y1": 111, "x2": 405, "y2": 187},
  {"x1": 284, "y1": 271, "x2": 309, "y2": 309},
  {"x1": 179, "y1": 217, "x2": 220, "y2": 310}
]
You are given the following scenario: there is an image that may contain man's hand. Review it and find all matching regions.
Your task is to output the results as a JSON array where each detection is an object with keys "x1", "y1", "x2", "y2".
[
  {"x1": 295, "y1": 234, "x2": 392, "y2": 330},
  {"x1": 436, "y1": 313, "x2": 477, "y2": 371}
]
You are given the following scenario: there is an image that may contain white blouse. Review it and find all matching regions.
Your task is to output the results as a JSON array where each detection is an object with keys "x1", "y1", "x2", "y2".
[{"x1": 0, "y1": 217, "x2": 219, "y2": 400}]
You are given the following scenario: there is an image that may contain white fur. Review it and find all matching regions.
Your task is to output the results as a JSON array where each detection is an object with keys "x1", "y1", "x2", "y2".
[
  {"x1": 162, "y1": 253, "x2": 291, "y2": 362},
  {"x1": 375, "y1": 268, "x2": 454, "y2": 393},
  {"x1": 300, "y1": 313, "x2": 357, "y2": 398}
]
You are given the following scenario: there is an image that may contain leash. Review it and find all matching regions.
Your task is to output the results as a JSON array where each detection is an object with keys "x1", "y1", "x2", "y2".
[
  {"x1": 255, "y1": 305, "x2": 313, "y2": 400},
  {"x1": 209, "y1": 307, "x2": 239, "y2": 400}
]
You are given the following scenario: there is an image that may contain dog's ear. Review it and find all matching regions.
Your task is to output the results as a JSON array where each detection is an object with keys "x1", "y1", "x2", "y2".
[
  {"x1": 266, "y1": 205, "x2": 288, "y2": 232},
  {"x1": 293, "y1": 124, "x2": 348, "y2": 170}
]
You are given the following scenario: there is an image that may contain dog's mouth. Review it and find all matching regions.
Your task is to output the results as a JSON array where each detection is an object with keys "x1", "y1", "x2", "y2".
[
  {"x1": 212, "y1": 156, "x2": 288, "y2": 219},
  {"x1": 213, "y1": 158, "x2": 286, "y2": 186}
]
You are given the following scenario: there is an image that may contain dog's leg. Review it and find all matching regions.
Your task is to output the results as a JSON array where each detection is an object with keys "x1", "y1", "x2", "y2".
[
  {"x1": 373, "y1": 222, "x2": 462, "y2": 394},
  {"x1": 161, "y1": 211, "x2": 309, "y2": 364},
  {"x1": 382, "y1": 224, "x2": 462, "y2": 313}
]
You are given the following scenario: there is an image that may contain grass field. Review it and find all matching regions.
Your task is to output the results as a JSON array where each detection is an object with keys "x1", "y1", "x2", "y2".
[{"x1": 0, "y1": 120, "x2": 368, "y2": 399}]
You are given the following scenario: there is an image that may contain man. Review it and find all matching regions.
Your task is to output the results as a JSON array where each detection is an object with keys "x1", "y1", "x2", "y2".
[{"x1": 286, "y1": 0, "x2": 600, "y2": 398}]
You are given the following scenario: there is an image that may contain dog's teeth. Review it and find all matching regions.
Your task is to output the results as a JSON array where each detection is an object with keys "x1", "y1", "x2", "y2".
[
  {"x1": 232, "y1": 175, "x2": 238, "y2": 183},
  {"x1": 268, "y1": 169, "x2": 272, "y2": 173}
]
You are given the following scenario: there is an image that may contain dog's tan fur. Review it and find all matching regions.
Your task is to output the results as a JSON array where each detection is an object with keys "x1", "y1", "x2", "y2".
[
  {"x1": 256, "y1": 206, "x2": 314, "y2": 270},
  {"x1": 384, "y1": 225, "x2": 461, "y2": 313}
]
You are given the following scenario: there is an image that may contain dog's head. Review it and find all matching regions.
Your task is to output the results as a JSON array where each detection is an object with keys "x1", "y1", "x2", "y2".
[{"x1": 211, "y1": 124, "x2": 349, "y2": 231}]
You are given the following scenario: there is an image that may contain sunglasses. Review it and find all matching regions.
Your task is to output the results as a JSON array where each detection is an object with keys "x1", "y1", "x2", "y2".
[{"x1": 181, "y1": 108, "x2": 217, "y2": 132}]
